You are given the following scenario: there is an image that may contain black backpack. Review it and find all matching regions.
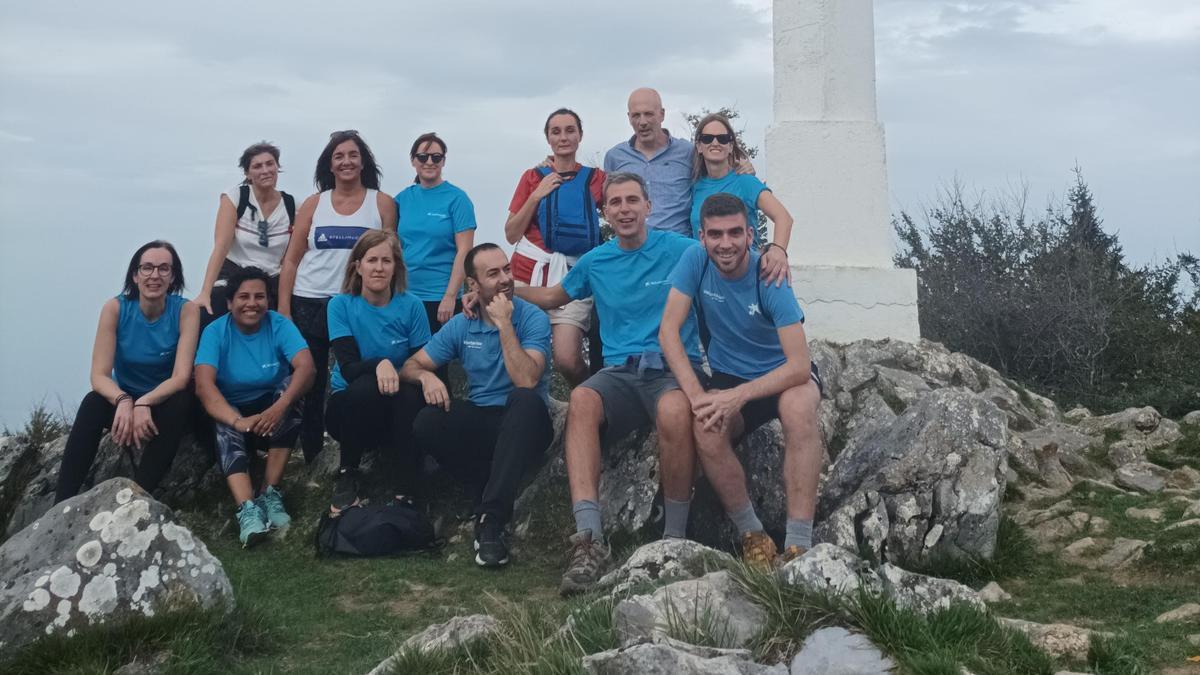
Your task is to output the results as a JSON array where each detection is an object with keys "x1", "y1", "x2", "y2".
[
  {"x1": 237, "y1": 184, "x2": 296, "y2": 226},
  {"x1": 314, "y1": 503, "x2": 440, "y2": 557}
]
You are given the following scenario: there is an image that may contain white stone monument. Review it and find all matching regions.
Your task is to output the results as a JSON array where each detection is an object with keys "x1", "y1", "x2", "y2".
[{"x1": 766, "y1": 0, "x2": 920, "y2": 343}]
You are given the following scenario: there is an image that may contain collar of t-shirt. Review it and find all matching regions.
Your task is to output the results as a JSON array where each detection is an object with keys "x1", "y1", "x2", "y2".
[{"x1": 624, "y1": 130, "x2": 681, "y2": 162}]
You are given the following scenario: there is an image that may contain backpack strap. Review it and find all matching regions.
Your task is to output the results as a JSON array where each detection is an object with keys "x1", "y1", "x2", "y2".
[
  {"x1": 281, "y1": 191, "x2": 296, "y2": 229},
  {"x1": 236, "y1": 184, "x2": 253, "y2": 221}
]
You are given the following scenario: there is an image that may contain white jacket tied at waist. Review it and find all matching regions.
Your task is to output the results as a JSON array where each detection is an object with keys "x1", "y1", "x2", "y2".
[{"x1": 515, "y1": 237, "x2": 577, "y2": 287}]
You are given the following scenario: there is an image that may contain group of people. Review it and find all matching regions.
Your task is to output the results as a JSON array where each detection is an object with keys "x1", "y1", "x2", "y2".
[{"x1": 53, "y1": 87, "x2": 823, "y2": 595}]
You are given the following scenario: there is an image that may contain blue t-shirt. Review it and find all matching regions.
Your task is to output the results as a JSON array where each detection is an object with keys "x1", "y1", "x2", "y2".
[
  {"x1": 327, "y1": 292, "x2": 430, "y2": 392},
  {"x1": 562, "y1": 230, "x2": 702, "y2": 366},
  {"x1": 113, "y1": 294, "x2": 188, "y2": 397},
  {"x1": 195, "y1": 311, "x2": 309, "y2": 405},
  {"x1": 395, "y1": 181, "x2": 477, "y2": 302},
  {"x1": 423, "y1": 297, "x2": 551, "y2": 407},
  {"x1": 690, "y1": 173, "x2": 769, "y2": 239},
  {"x1": 669, "y1": 246, "x2": 805, "y2": 380}
]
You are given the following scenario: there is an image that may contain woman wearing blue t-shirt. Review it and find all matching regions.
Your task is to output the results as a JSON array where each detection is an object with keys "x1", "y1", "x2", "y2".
[
  {"x1": 195, "y1": 267, "x2": 315, "y2": 547},
  {"x1": 395, "y1": 132, "x2": 476, "y2": 335},
  {"x1": 689, "y1": 113, "x2": 793, "y2": 286},
  {"x1": 324, "y1": 230, "x2": 430, "y2": 512},
  {"x1": 55, "y1": 241, "x2": 201, "y2": 502}
]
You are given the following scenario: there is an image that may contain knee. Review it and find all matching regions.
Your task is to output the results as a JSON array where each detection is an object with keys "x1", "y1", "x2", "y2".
[
  {"x1": 568, "y1": 387, "x2": 604, "y2": 425},
  {"x1": 655, "y1": 392, "x2": 693, "y2": 434},
  {"x1": 779, "y1": 382, "x2": 820, "y2": 428},
  {"x1": 411, "y1": 406, "x2": 441, "y2": 440}
]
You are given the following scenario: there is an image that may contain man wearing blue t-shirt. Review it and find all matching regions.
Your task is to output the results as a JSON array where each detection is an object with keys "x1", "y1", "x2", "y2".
[
  {"x1": 515, "y1": 172, "x2": 704, "y2": 595},
  {"x1": 661, "y1": 193, "x2": 824, "y2": 569},
  {"x1": 400, "y1": 243, "x2": 553, "y2": 568}
]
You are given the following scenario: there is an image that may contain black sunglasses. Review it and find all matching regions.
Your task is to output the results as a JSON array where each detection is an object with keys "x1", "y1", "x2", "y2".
[
  {"x1": 414, "y1": 152, "x2": 445, "y2": 164},
  {"x1": 698, "y1": 133, "x2": 734, "y2": 145}
]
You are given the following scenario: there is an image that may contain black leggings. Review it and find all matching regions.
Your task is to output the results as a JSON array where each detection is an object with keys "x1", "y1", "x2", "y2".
[
  {"x1": 325, "y1": 377, "x2": 426, "y2": 495},
  {"x1": 292, "y1": 295, "x2": 330, "y2": 463},
  {"x1": 55, "y1": 390, "x2": 193, "y2": 503}
]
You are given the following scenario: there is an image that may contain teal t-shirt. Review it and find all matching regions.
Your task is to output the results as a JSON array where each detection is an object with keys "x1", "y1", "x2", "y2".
[
  {"x1": 326, "y1": 292, "x2": 430, "y2": 392},
  {"x1": 395, "y1": 181, "x2": 477, "y2": 302},
  {"x1": 195, "y1": 311, "x2": 309, "y2": 405},
  {"x1": 113, "y1": 294, "x2": 188, "y2": 397},
  {"x1": 690, "y1": 173, "x2": 769, "y2": 239},
  {"x1": 561, "y1": 230, "x2": 702, "y2": 366},
  {"x1": 669, "y1": 246, "x2": 804, "y2": 380},
  {"x1": 423, "y1": 297, "x2": 551, "y2": 407}
]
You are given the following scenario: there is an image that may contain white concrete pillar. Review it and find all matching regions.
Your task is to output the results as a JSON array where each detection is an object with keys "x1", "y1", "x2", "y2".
[{"x1": 768, "y1": 0, "x2": 920, "y2": 343}]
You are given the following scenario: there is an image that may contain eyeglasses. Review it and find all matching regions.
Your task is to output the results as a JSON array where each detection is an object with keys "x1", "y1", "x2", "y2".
[
  {"x1": 138, "y1": 263, "x2": 173, "y2": 277},
  {"x1": 698, "y1": 133, "x2": 734, "y2": 145},
  {"x1": 414, "y1": 153, "x2": 445, "y2": 165}
]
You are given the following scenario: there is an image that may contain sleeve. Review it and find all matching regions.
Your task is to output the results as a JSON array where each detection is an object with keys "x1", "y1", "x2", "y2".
[
  {"x1": 743, "y1": 175, "x2": 770, "y2": 207},
  {"x1": 517, "y1": 304, "x2": 552, "y2": 359},
  {"x1": 507, "y1": 169, "x2": 539, "y2": 214},
  {"x1": 393, "y1": 192, "x2": 404, "y2": 228},
  {"x1": 422, "y1": 317, "x2": 459, "y2": 368},
  {"x1": 669, "y1": 245, "x2": 704, "y2": 298},
  {"x1": 450, "y1": 190, "x2": 477, "y2": 233},
  {"x1": 326, "y1": 295, "x2": 353, "y2": 341},
  {"x1": 763, "y1": 281, "x2": 805, "y2": 328},
  {"x1": 331, "y1": 336, "x2": 383, "y2": 383},
  {"x1": 602, "y1": 148, "x2": 616, "y2": 173},
  {"x1": 560, "y1": 252, "x2": 593, "y2": 300},
  {"x1": 275, "y1": 314, "x2": 310, "y2": 362},
  {"x1": 407, "y1": 298, "x2": 432, "y2": 352},
  {"x1": 194, "y1": 323, "x2": 221, "y2": 368}
]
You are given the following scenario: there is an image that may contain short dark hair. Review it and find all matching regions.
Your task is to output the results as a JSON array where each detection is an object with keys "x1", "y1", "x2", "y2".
[
  {"x1": 544, "y1": 108, "x2": 582, "y2": 137},
  {"x1": 464, "y1": 243, "x2": 503, "y2": 280},
  {"x1": 225, "y1": 266, "x2": 271, "y2": 300},
  {"x1": 238, "y1": 141, "x2": 281, "y2": 175},
  {"x1": 602, "y1": 171, "x2": 649, "y2": 201},
  {"x1": 315, "y1": 131, "x2": 382, "y2": 192},
  {"x1": 410, "y1": 132, "x2": 446, "y2": 184},
  {"x1": 699, "y1": 192, "x2": 749, "y2": 231},
  {"x1": 122, "y1": 240, "x2": 185, "y2": 300}
]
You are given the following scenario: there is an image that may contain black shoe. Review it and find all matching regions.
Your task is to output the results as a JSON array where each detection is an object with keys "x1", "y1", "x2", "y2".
[
  {"x1": 331, "y1": 469, "x2": 359, "y2": 512},
  {"x1": 474, "y1": 514, "x2": 510, "y2": 568}
]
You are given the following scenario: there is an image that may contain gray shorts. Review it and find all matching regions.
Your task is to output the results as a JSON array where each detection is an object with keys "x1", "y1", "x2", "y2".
[{"x1": 579, "y1": 360, "x2": 704, "y2": 444}]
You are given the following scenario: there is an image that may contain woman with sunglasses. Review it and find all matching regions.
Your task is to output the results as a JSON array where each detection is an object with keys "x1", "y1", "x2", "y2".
[
  {"x1": 505, "y1": 108, "x2": 605, "y2": 387},
  {"x1": 195, "y1": 142, "x2": 297, "y2": 326},
  {"x1": 55, "y1": 241, "x2": 200, "y2": 502},
  {"x1": 690, "y1": 113, "x2": 793, "y2": 285},
  {"x1": 278, "y1": 130, "x2": 398, "y2": 463},
  {"x1": 394, "y1": 133, "x2": 476, "y2": 348}
]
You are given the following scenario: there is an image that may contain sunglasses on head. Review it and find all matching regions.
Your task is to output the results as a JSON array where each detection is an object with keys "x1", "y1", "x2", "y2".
[
  {"x1": 414, "y1": 153, "x2": 445, "y2": 164},
  {"x1": 329, "y1": 129, "x2": 360, "y2": 141},
  {"x1": 698, "y1": 133, "x2": 734, "y2": 145}
]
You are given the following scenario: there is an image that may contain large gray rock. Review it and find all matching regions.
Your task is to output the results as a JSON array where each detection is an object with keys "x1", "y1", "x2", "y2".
[
  {"x1": 367, "y1": 614, "x2": 498, "y2": 674},
  {"x1": 777, "y1": 544, "x2": 882, "y2": 598},
  {"x1": 598, "y1": 539, "x2": 733, "y2": 596},
  {"x1": 1076, "y1": 406, "x2": 1182, "y2": 452},
  {"x1": 816, "y1": 389, "x2": 1009, "y2": 563},
  {"x1": 998, "y1": 618, "x2": 1095, "y2": 661},
  {"x1": 1114, "y1": 461, "x2": 1170, "y2": 493},
  {"x1": 789, "y1": 627, "x2": 894, "y2": 675},
  {"x1": 1182, "y1": 411, "x2": 1200, "y2": 427},
  {"x1": 583, "y1": 640, "x2": 787, "y2": 674},
  {"x1": 613, "y1": 571, "x2": 766, "y2": 649},
  {"x1": 0, "y1": 478, "x2": 232, "y2": 656},
  {"x1": 878, "y1": 564, "x2": 984, "y2": 615}
]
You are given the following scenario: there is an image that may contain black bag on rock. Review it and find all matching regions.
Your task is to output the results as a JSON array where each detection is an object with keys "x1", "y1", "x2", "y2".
[{"x1": 314, "y1": 502, "x2": 439, "y2": 557}]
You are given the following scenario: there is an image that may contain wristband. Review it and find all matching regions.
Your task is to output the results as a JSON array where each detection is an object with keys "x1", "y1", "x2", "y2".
[
  {"x1": 115, "y1": 394, "x2": 132, "y2": 406},
  {"x1": 763, "y1": 242, "x2": 787, "y2": 256}
]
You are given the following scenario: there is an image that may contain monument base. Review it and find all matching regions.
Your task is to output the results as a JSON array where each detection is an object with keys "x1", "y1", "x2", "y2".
[{"x1": 792, "y1": 265, "x2": 920, "y2": 343}]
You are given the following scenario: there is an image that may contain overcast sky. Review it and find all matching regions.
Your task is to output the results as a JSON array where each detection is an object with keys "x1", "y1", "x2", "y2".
[{"x1": 0, "y1": 0, "x2": 1197, "y2": 427}]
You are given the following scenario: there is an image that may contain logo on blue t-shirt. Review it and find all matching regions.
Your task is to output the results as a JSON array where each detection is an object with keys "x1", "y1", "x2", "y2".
[
  {"x1": 747, "y1": 303, "x2": 761, "y2": 317},
  {"x1": 464, "y1": 339, "x2": 483, "y2": 350}
]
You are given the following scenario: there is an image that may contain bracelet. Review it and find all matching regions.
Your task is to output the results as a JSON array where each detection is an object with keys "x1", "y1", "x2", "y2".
[
  {"x1": 763, "y1": 242, "x2": 788, "y2": 256},
  {"x1": 115, "y1": 394, "x2": 132, "y2": 406},
  {"x1": 134, "y1": 403, "x2": 152, "y2": 408}
]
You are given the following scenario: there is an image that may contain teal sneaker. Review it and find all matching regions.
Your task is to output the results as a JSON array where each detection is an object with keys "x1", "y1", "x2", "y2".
[
  {"x1": 257, "y1": 485, "x2": 291, "y2": 529},
  {"x1": 237, "y1": 500, "x2": 269, "y2": 548}
]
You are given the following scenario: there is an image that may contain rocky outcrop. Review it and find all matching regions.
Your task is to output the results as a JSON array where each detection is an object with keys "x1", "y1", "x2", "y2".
[
  {"x1": 0, "y1": 478, "x2": 232, "y2": 656},
  {"x1": 777, "y1": 543, "x2": 881, "y2": 597},
  {"x1": 789, "y1": 627, "x2": 894, "y2": 675},
  {"x1": 598, "y1": 538, "x2": 734, "y2": 596},
  {"x1": 877, "y1": 563, "x2": 984, "y2": 615},
  {"x1": 583, "y1": 640, "x2": 787, "y2": 674},
  {"x1": 613, "y1": 570, "x2": 767, "y2": 649},
  {"x1": 998, "y1": 618, "x2": 1096, "y2": 661}
]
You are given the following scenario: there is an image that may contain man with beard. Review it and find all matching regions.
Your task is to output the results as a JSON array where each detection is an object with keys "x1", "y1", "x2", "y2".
[
  {"x1": 659, "y1": 193, "x2": 824, "y2": 569},
  {"x1": 400, "y1": 243, "x2": 553, "y2": 568}
]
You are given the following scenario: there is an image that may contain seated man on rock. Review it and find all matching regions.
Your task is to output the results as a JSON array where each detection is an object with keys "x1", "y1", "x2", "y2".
[
  {"x1": 400, "y1": 243, "x2": 553, "y2": 568},
  {"x1": 659, "y1": 192, "x2": 823, "y2": 568},
  {"x1": 514, "y1": 172, "x2": 705, "y2": 595}
]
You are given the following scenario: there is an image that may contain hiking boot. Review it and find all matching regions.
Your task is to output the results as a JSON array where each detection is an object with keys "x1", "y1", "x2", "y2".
[
  {"x1": 740, "y1": 530, "x2": 778, "y2": 571},
  {"x1": 331, "y1": 468, "x2": 360, "y2": 512},
  {"x1": 779, "y1": 545, "x2": 808, "y2": 566},
  {"x1": 257, "y1": 485, "x2": 291, "y2": 529},
  {"x1": 559, "y1": 529, "x2": 611, "y2": 596},
  {"x1": 237, "y1": 500, "x2": 270, "y2": 548},
  {"x1": 474, "y1": 514, "x2": 510, "y2": 568}
]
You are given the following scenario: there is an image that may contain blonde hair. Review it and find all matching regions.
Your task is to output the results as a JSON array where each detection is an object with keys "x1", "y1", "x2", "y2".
[
  {"x1": 341, "y1": 230, "x2": 407, "y2": 296},
  {"x1": 691, "y1": 113, "x2": 747, "y2": 181}
]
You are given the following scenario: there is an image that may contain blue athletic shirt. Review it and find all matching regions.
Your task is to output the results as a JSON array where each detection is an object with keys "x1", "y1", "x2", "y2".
[
  {"x1": 113, "y1": 294, "x2": 188, "y2": 397},
  {"x1": 690, "y1": 174, "x2": 770, "y2": 239},
  {"x1": 562, "y1": 230, "x2": 702, "y2": 366},
  {"x1": 195, "y1": 311, "x2": 309, "y2": 405},
  {"x1": 327, "y1": 291, "x2": 430, "y2": 392},
  {"x1": 395, "y1": 181, "x2": 477, "y2": 302},
  {"x1": 423, "y1": 297, "x2": 551, "y2": 407},
  {"x1": 669, "y1": 246, "x2": 804, "y2": 380}
]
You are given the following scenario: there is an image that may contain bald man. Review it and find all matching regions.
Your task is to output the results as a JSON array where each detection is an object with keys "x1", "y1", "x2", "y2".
[{"x1": 604, "y1": 88, "x2": 754, "y2": 236}]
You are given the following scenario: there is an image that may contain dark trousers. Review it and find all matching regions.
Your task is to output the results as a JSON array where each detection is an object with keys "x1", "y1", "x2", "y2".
[
  {"x1": 421, "y1": 299, "x2": 460, "y2": 388},
  {"x1": 55, "y1": 390, "x2": 193, "y2": 502},
  {"x1": 325, "y1": 378, "x2": 426, "y2": 495},
  {"x1": 413, "y1": 388, "x2": 552, "y2": 524},
  {"x1": 292, "y1": 295, "x2": 330, "y2": 463}
]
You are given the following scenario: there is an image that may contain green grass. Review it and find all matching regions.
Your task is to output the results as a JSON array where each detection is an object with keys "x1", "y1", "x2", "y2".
[{"x1": 904, "y1": 517, "x2": 1057, "y2": 588}]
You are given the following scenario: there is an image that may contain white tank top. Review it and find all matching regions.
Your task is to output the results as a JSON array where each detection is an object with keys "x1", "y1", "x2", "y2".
[
  {"x1": 224, "y1": 185, "x2": 292, "y2": 275},
  {"x1": 294, "y1": 189, "x2": 382, "y2": 298}
]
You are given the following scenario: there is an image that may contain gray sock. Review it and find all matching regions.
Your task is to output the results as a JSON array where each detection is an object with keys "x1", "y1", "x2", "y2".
[
  {"x1": 663, "y1": 497, "x2": 691, "y2": 539},
  {"x1": 572, "y1": 500, "x2": 603, "y2": 540},
  {"x1": 784, "y1": 519, "x2": 814, "y2": 549},
  {"x1": 728, "y1": 503, "x2": 764, "y2": 536}
]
